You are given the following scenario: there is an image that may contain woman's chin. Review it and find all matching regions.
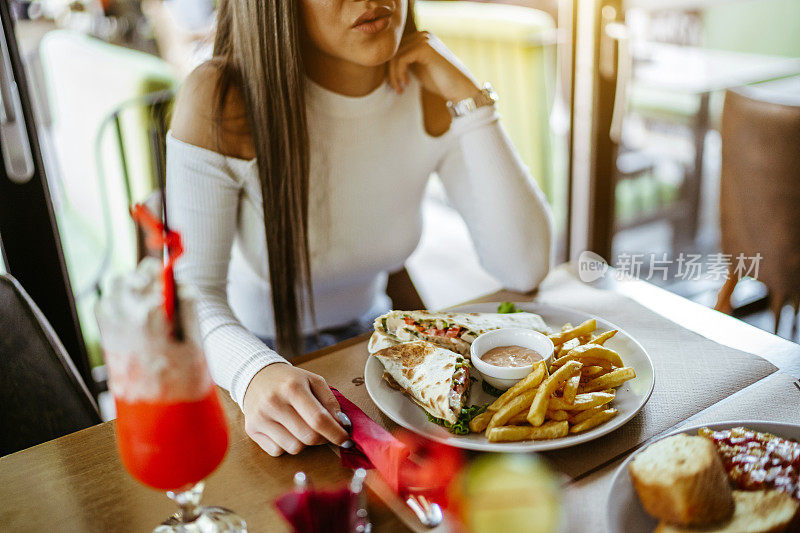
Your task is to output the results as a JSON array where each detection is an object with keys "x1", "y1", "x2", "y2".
[
  {"x1": 346, "y1": 33, "x2": 402, "y2": 67},
  {"x1": 351, "y1": 47, "x2": 399, "y2": 68}
]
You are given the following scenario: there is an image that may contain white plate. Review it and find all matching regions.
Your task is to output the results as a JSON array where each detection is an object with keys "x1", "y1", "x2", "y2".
[
  {"x1": 364, "y1": 302, "x2": 655, "y2": 452},
  {"x1": 605, "y1": 420, "x2": 800, "y2": 533}
]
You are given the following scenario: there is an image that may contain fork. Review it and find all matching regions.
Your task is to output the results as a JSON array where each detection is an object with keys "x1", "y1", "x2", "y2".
[{"x1": 405, "y1": 494, "x2": 443, "y2": 528}]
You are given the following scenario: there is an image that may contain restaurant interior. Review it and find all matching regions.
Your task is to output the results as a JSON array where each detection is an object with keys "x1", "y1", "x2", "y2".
[{"x1": 0, "y1": 0, "x2": 799, "y2": 531}]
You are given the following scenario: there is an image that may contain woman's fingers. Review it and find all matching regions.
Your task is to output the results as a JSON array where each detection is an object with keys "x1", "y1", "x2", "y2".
[
  {"x1": 271, "y1": 402, "x2": 325, "y2": 447},
  {"x1": 249, "y1": 431, "x2": 282, "y2": 457},
  {"x1": 241, "y1": 365, "x2": 349, "y2": 456},
  {"x1": 246, "y1": 413, "x2": 304, "y2": 455},
  {"x1": 289, "y1": 379, "x2": 349, "y2": 445},
  {"x1": 308, "y1": 375, "x2": 342, "y2": 418},
  {"x1": 395, "y1": 51, "x2": 417, "y2": 88},
  {"x1": 262, "y1": 419, "x2": 306, "y2": 455},
  {"x1": 392, "y1": 51, "x2": 414, "y2": 91},
  {"x1": 390, "y1": 33, "x2": 429, "y2": 93}
]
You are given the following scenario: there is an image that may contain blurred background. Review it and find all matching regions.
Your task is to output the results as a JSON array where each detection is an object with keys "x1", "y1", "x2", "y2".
[{"x1": 0, "y1": 0, "x2": 798, "y2": 399}]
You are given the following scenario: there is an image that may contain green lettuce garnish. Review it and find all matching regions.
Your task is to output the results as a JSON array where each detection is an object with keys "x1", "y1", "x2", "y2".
[
  {"x1": 427, "y1": 404, "x2": 488, "y2": 435},
  {"x1": 497, "y1": 302, "x2": 524, "y2": 314},
  {"x1": 481, "y1": 380, "x2": 506, "y2": 397}
]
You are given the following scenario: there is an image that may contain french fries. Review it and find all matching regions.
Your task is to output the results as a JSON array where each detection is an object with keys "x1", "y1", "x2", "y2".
[
  {"x1": 548, "y1": 319, "x2": 597, "y2": 347},
  {"x1": 556, "y1": 340, "x2": 577, "y2": 358},
  {"x1": 487, "y1": 360, "x2": 547, "y2": 411},
  {"x1": 486, "y1": 388, "x2": 537, "y2": 432},
  {"x1": 551, "y1": 344, "x2": 624, "y2": 369},
  {"x1": 527, "y1": 361, "x2": 583, "y2": 426},
  {"x1": 569, "y1": 408, "x2": 619, "y2": 434},
  {"x1": 549, "y1": 391, "x2": 615, "y2": 411},
  {"x1": 568, "y1": 405, "x2": 606, "y2": 425},
  {"x1": 507, "y1": 409, "x2": 569, "y2": 424},
  {"x1": 581, "y1": 367, "x2": 636, "y2": 393},
  {"x1": 591, "y1": 329, "x2": 617, "y2": 346},
  {"x1": 464, "y1": 318, "x2": 636, "y2": 443},
  {"x1": 487, "y1": 421, "x2": 569, "y2": 442},
  {"x1": 469, "y1": 410, "x2": 494, "y2": 433},
  {"x1": 562, "y1": 374, "x2": 581, "y2": 405},
  {"x1": 581, "y1": 365, "x2": 608, "y2": 380},
  {"x1": 507, "y1": 411, "x2": 530, "y2": 425},
  {"x1": 546, "y1": 409, "x2": 570, "y2": 421}
]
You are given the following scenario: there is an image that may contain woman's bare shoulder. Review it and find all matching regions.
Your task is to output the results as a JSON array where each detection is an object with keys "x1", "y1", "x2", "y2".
[{"x1": 170, "y1": 60, "x2": 255, "y2": 160}]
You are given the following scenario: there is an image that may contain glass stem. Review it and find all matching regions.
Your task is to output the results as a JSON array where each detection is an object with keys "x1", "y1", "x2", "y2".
[{"x1": 166, "y1": 481, "x2": 205, "y2": 523}]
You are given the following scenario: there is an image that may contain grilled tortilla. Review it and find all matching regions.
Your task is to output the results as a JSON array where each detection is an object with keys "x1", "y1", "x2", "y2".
[
  {"x1": 372, "y1": 341, "x2": 470, "y2": 425},
  {"x1": 373, "y1": 310, "x2": 551, "y2": 356},
  {"x1": 367, "y1": 330, "x2": 399, "y2": 354}
]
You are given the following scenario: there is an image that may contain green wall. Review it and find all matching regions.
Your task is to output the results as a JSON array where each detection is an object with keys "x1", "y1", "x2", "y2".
[{"x1": 703, "y1": 0, "x2": 800, "y2": 57}]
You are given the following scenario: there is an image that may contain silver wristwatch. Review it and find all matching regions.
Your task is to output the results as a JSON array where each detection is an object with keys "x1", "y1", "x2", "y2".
[{"x1": 446, "y1": 83, "x2": 498, "y2": 118}]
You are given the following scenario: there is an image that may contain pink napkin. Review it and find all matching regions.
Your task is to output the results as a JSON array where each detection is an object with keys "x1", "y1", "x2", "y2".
[
  {"x1": 275, "y1": 389, "x2": 463, "y2": 530},
  {"x1": 331, "y1": 388, "x2": 462, "y2": 503},
  {"x1": 331, "y1": 388, "x2": 410, "y2": 493}
]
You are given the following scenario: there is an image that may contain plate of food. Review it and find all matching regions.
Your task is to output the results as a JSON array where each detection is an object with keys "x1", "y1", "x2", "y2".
[
  {"x1": 606, "y1": 421, "x2": 800, "y2": 532},
  {"x1": 363, "y1": 302, "x2": 655, "y2": 452}
]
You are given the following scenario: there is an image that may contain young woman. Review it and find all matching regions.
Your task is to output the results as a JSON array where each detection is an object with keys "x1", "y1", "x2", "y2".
[{"x1": 168, "y1": 0, "x2": 554, "y2": 457}]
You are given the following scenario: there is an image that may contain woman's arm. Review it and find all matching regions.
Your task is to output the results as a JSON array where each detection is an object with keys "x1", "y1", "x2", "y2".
[
  {"x1": 168, "y1": 65, "x2": 348, "y2": 456},
  {"x1": 389, "y1": 32, "x2": 554, "y2": 291},
  {"x1": 167, "y1": 134, "x2": 286, "y2": 404},
  {"x1": 436, "y1": 107, "x2": 555, "y2": 292},
  {"x1": 168, "y1": 65, "x2": 281, "y2": 405}
]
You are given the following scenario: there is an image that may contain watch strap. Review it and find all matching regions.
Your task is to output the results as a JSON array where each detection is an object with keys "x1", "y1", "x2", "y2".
[{"x1": 447, "y1": 83, "x2": 498, "y2": 119}]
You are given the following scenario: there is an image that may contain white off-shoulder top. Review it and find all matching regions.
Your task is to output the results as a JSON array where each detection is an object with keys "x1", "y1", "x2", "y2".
[{"x1": 166, "y1": 76, "x2": 554, "y2": 407}]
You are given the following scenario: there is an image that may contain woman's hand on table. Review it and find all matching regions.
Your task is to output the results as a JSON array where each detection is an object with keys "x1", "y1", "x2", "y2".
[
  {"x1": 242, "y1": 363, "x2": 350, "y2": 457},
  {"x1": 388, "y1": 30, "x2": 480, "y2": 102}
]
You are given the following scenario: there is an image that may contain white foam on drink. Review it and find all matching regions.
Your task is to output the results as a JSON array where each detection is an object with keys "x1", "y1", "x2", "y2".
[{"x1": 96, "y1": 258, "x2": 213, "y2": 403}]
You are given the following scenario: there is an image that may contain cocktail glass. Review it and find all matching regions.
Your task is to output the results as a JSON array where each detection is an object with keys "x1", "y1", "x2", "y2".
[{"x1": 96, "y1": 265, "x2": 246, "y2": 532}]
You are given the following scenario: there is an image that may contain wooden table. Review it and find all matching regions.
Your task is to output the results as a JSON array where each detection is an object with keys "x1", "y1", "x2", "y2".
[{"x1": 1, "y1": 265, "x2": 798, "y2": 532}]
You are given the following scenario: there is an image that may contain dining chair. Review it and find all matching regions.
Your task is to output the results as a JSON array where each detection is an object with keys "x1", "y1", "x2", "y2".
[
  {"x1": 716, "y1": 78, "x2": 800, "y2": 335},
  {"x1": 36, "y1": 30, "x2": 179, "y2": 374},
  {"x1": 0, "y1": 274, "x2": 101, "y2": 457}
]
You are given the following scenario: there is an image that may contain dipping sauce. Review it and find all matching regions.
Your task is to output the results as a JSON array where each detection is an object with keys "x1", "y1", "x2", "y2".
[{"x1": 481, "y1": 345, "x2": 542, "y2": 368}]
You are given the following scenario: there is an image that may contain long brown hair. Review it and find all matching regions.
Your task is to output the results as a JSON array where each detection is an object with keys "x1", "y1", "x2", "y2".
[{"x1": 212, "y1": 1, "x2": 415, "y2": 356}]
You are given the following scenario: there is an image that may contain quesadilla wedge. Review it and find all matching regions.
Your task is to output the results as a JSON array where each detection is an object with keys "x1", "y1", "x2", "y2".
[
  {"x1": 373, "y1": 310, "x2": 551, "y2": 356},
  {"x1": 367, "y1": 330, "x2": 399, "y2": 354},
  {"x1": 372, "y1": 341, "x2": 470, "y2": 425}
]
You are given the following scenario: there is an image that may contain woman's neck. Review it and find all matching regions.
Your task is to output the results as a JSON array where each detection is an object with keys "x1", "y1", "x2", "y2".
[{"x1": 304, "y1": 50, "x2": 386, "y2": 97}]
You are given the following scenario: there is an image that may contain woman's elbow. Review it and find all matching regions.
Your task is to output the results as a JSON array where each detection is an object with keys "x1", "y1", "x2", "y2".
[
  {"x1": 494, "y1": 212, "x2": 554, "y2": 292},
  {"x1": 498, "y1": 249, "x2": 551, "y2": 292}
]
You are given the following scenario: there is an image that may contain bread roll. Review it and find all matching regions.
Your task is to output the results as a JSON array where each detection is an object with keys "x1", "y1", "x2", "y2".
[
  {"x1": 629, "y1": 434, "x2": 734, "y2": 526},
  {"x1": 655, "y1": 490, "x2": 800, "y2": 533}
]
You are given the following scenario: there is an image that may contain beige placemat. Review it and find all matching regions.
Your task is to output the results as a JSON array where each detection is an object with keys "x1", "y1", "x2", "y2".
[
  {"x1": 562, "y1": 457, "x2": 622, "y2": 533},
  {"x1": 533, "y1": 268, "x2": 777, "y2": 477},
  {"x1": 299, "y1": 266, "x2": 778, "y2": 480},
  {"x1": 677, "y1": 372, "x2": 800, "y2": 429}
]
